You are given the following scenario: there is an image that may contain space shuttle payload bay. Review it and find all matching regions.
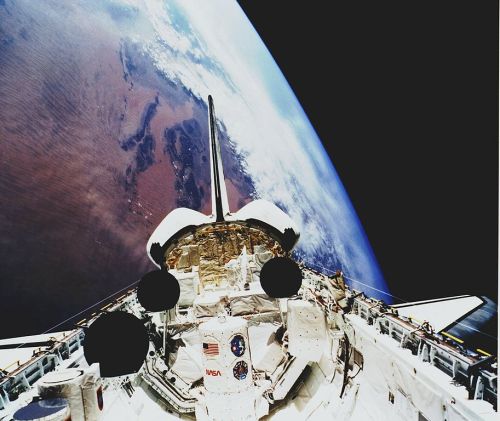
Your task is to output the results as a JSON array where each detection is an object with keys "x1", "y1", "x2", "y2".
[{"x1": 0, "y1": 96, "x2": 496, "y2": 421}]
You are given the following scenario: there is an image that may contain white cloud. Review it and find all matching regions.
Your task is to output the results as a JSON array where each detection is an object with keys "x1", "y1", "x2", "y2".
[{"x1": 129, "y1": 0, "x2": 387, "y2": 294}]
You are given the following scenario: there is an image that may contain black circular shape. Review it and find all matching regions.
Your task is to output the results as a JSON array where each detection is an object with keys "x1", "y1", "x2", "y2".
[
  {"x1": 83, "y1": 311, "x2": 149, "y2": 377},
  {"x1": 137, "y1": 270, "x2": 180, "y2": 312},
  {"x1": 259, "y1": 257, "x2": 302, "y2": 298}
]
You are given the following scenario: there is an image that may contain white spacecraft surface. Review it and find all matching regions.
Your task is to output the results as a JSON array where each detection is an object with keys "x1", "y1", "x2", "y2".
[{"x1": 0, "y1": 97, "x2": 496, "y2": 421}]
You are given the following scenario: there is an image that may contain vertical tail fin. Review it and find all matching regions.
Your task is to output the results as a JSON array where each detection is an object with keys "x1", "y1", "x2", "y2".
[{"x1": 208, "y1": 95, "x2": 230, "y2": 221}]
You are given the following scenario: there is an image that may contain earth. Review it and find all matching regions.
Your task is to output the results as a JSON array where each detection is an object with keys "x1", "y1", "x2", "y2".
[{"x1": 0, "y1": 0, "x2": 390, "y2": 338}]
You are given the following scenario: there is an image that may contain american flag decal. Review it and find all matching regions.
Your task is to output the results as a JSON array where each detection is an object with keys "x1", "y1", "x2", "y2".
[{"x1": 203, "y1": 342, "x2": 219, "y2": 356}]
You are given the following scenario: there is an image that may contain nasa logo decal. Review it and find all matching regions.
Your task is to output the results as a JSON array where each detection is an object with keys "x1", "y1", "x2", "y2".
[{"x1": 206, "y1": 369, "x2": 222, "y2": 376}]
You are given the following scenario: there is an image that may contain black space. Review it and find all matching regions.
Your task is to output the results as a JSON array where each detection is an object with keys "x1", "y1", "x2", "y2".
[{"x1": 238, "y1": 1, "x2": 498, "y2": 303}]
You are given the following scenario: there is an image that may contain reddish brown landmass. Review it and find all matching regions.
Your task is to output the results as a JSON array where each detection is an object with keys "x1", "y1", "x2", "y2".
[{"x1": 0, "y1": 2, "x2": 254, "y2": 337}]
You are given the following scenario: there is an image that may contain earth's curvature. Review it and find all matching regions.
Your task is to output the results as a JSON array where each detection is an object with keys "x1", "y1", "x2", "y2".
[{"x1": 0, "y1": 0, "x2": 390, "y2": 338}]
